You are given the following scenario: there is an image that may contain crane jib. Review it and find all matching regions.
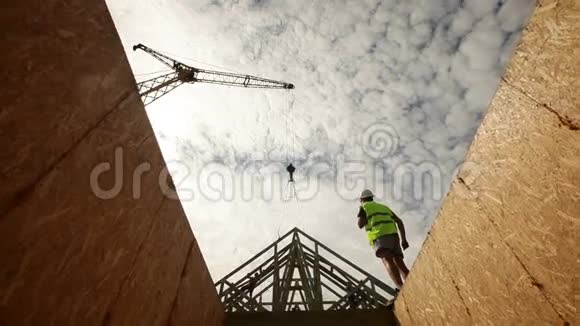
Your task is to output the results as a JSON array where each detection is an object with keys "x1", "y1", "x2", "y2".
[{"x1": 133, "y1": 43, "x2": 294, "y2": 106}]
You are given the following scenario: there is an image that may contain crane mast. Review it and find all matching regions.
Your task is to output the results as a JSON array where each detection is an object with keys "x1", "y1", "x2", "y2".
[{"x1": 133, "y1": 44, "x2": 294, "y2": 105}]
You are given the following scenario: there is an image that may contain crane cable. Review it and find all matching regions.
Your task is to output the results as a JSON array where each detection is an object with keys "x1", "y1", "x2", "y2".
[
  {"x1": 134, "y1": 68, "x2": 174, "y2": 82},
  {"x1": 283, "y1": 90, "x2": 294, "y2": 202},
  {"x1": 156, "y1": 49, "x2": 244, "y2": 74}
]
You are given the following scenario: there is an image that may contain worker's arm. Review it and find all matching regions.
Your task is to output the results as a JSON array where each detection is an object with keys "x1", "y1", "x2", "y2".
[
  {"x1": 392, "y1": 214, "x2": 409, "y2": 250},
  {"x1": 357, "y1": 207, "x2": 367, "y2": 229},
  {"x1": 357, "y1": 216, "x2": 367, "y2": 229}
]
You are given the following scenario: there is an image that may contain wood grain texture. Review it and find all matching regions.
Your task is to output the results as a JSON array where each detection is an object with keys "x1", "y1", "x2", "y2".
[
  {"x1": 463, "y1": 83, "x2": 579, "y2": 321},
  {"x1": 0, "y1": 0, "x2": 223, "y2": 325},
  {"x1": 503, "y1": 0, "x2": 580, "y2": 127},
  {"x1": 105, "y1": 193, "x2": 195, "y2": 325},
  {"x1": 395, "y1": 1, "x2": 579, "y2": 324},
  {"x1": 394, "y1": 236, "x2": 471, "y2": 325},
  {"x1": 0, "y1": 0, "x2": 137, "y2": 215},
  {"x1": 169, "y1": 238, "x2": 225, "y2": 326}
]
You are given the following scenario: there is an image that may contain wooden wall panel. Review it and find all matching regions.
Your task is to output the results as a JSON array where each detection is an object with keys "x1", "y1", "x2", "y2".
[
  {"x1": 395, "y1": 1, "x2": 579, "y2": 324},
  {"x1": 0, "y1": 0, "x2": 136, "y2": 214},
  {"x1": 0, "y1": 1, "x2": 224, "y2": 325}
]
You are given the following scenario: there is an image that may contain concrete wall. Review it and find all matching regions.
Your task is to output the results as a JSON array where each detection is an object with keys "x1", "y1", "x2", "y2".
[
  {"x1": 394, "y1": 1, "x2": 579, "y2": 325},
  {"x1": 0, "y1": 1, "x2": 223, "y2": 325}
]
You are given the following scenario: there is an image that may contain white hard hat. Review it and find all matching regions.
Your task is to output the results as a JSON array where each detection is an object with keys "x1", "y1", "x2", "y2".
[{"x1": 360, "y1": 189, "x2": 374, "y2": 199}]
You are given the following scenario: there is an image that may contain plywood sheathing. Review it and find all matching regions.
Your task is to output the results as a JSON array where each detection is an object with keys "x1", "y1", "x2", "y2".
[
  {"x1": 394, "y1": 237, "x2": 471, "y2": 325},
  {"x1": 0, "y1": 0, "x2": 224, "y2": 324},
  {"x1": 105, "y1": 195, "x2": 194, "y2": 325},
  {"x1": 0, "y1": 1, "x2": 137, "y2": 215},
  {"x1": 394, "y1": 0, "x2": 579, "y2": 324},
  {"x1": 460, "y1": 83, "x2": 579, "y2": 322},
  {"x1": 168, "y1": 238, "x2": 225, "y2": 325},
  {"x1": 504, "y1": 0, "x2": 580, "y2": 129}
]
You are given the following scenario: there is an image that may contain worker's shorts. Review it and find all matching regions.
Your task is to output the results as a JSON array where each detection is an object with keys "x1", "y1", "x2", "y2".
[{"x1": 373, "y1": 233, "x2": 403, "y2": 258}]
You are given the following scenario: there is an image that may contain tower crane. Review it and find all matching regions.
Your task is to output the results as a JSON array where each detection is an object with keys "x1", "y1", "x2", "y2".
[{"x1": 132, "y1": 44, "x2": 295, "y2": 105}]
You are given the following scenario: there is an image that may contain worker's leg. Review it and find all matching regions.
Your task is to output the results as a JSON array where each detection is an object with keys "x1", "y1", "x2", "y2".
[
  {"x1": 394, "y1": 256, "x2": 409, "y2": 281},
  {"x1": 374, "y1": 234, "x2": 407, "y2": 289},
  {"x1": 378, "y1": 249, "x2": 404, "y2": 289}
]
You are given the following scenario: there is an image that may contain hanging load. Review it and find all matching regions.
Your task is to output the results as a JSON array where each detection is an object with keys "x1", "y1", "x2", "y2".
[{"x1": 286, "y1": 163, "x2": 295, "y2": 183}]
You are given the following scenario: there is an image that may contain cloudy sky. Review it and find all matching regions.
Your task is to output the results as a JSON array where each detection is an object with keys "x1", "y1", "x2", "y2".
[{"x1": 106, "y1": 0, "x2": 535, "y2": 287}]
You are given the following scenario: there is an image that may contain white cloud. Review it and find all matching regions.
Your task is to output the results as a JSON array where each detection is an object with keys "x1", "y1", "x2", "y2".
[{"x1": 106, "y1": 0, "x2": 535, "y2": 285}]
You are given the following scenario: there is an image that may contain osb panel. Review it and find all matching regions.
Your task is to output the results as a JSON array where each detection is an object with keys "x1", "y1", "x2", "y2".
[
  {"x1": 0, "y1": 0, "x2": 136, "y2": 214},
  {"x1": 169, "y1": 238, "x2": 224, "y2": 326},
  {"x1": 105, "y1": 187, "x2": 194, "y2": 325},
  {"x1": 392, "y1": 293, "x2": 413, "y2": 326},
  {"x1": 0, "y1": 93, "x2": 167, "y2": 324},
  {"x1": 576, "y1": 252, "x2": 580, "y2": 326},
  {"x1": 410, "y1": 182, "x2": 562, "y2": 325},
  {"x1": 394, "y1": 236, "x2": 470, "y2": 325},
  {"x1": 503, "y1": 0, "x2": 580, "y2": 126},
  {"x1": 459, "y1": 82, "x2": 579, "y2": 321},
  {"x1": 0, "y1": 0, "x2": 224, "y2": 324},
  {"x1": 396, "y1": 1, "x2": 578, "y2": 324}
]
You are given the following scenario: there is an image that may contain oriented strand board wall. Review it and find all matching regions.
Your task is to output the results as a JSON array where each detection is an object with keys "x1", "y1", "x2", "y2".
[
  {"x1": 0, "y1": 1, "x2": 223, "y2": 325},
  {"x1": 394, "y1": 1, "x2": 579, "y2": 325}
]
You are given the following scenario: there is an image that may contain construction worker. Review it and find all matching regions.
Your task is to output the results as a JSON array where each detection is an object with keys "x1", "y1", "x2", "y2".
[
  {"x1": 239, "y1": 272, "x2": 260, "y2": 298},
  {"x1": 357, "y1": 189, "x2": 409, "y2": 290}
]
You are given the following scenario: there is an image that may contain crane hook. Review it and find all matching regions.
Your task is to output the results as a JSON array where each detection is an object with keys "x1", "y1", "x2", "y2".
[{"x1": 286, "y1": 163, "x2": 295, "y2": 183}]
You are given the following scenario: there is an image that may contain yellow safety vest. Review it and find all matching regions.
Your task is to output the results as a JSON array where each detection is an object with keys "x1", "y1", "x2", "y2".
[{"x1": 362, "y1": 201, "x2": 398, "y2": 245}]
